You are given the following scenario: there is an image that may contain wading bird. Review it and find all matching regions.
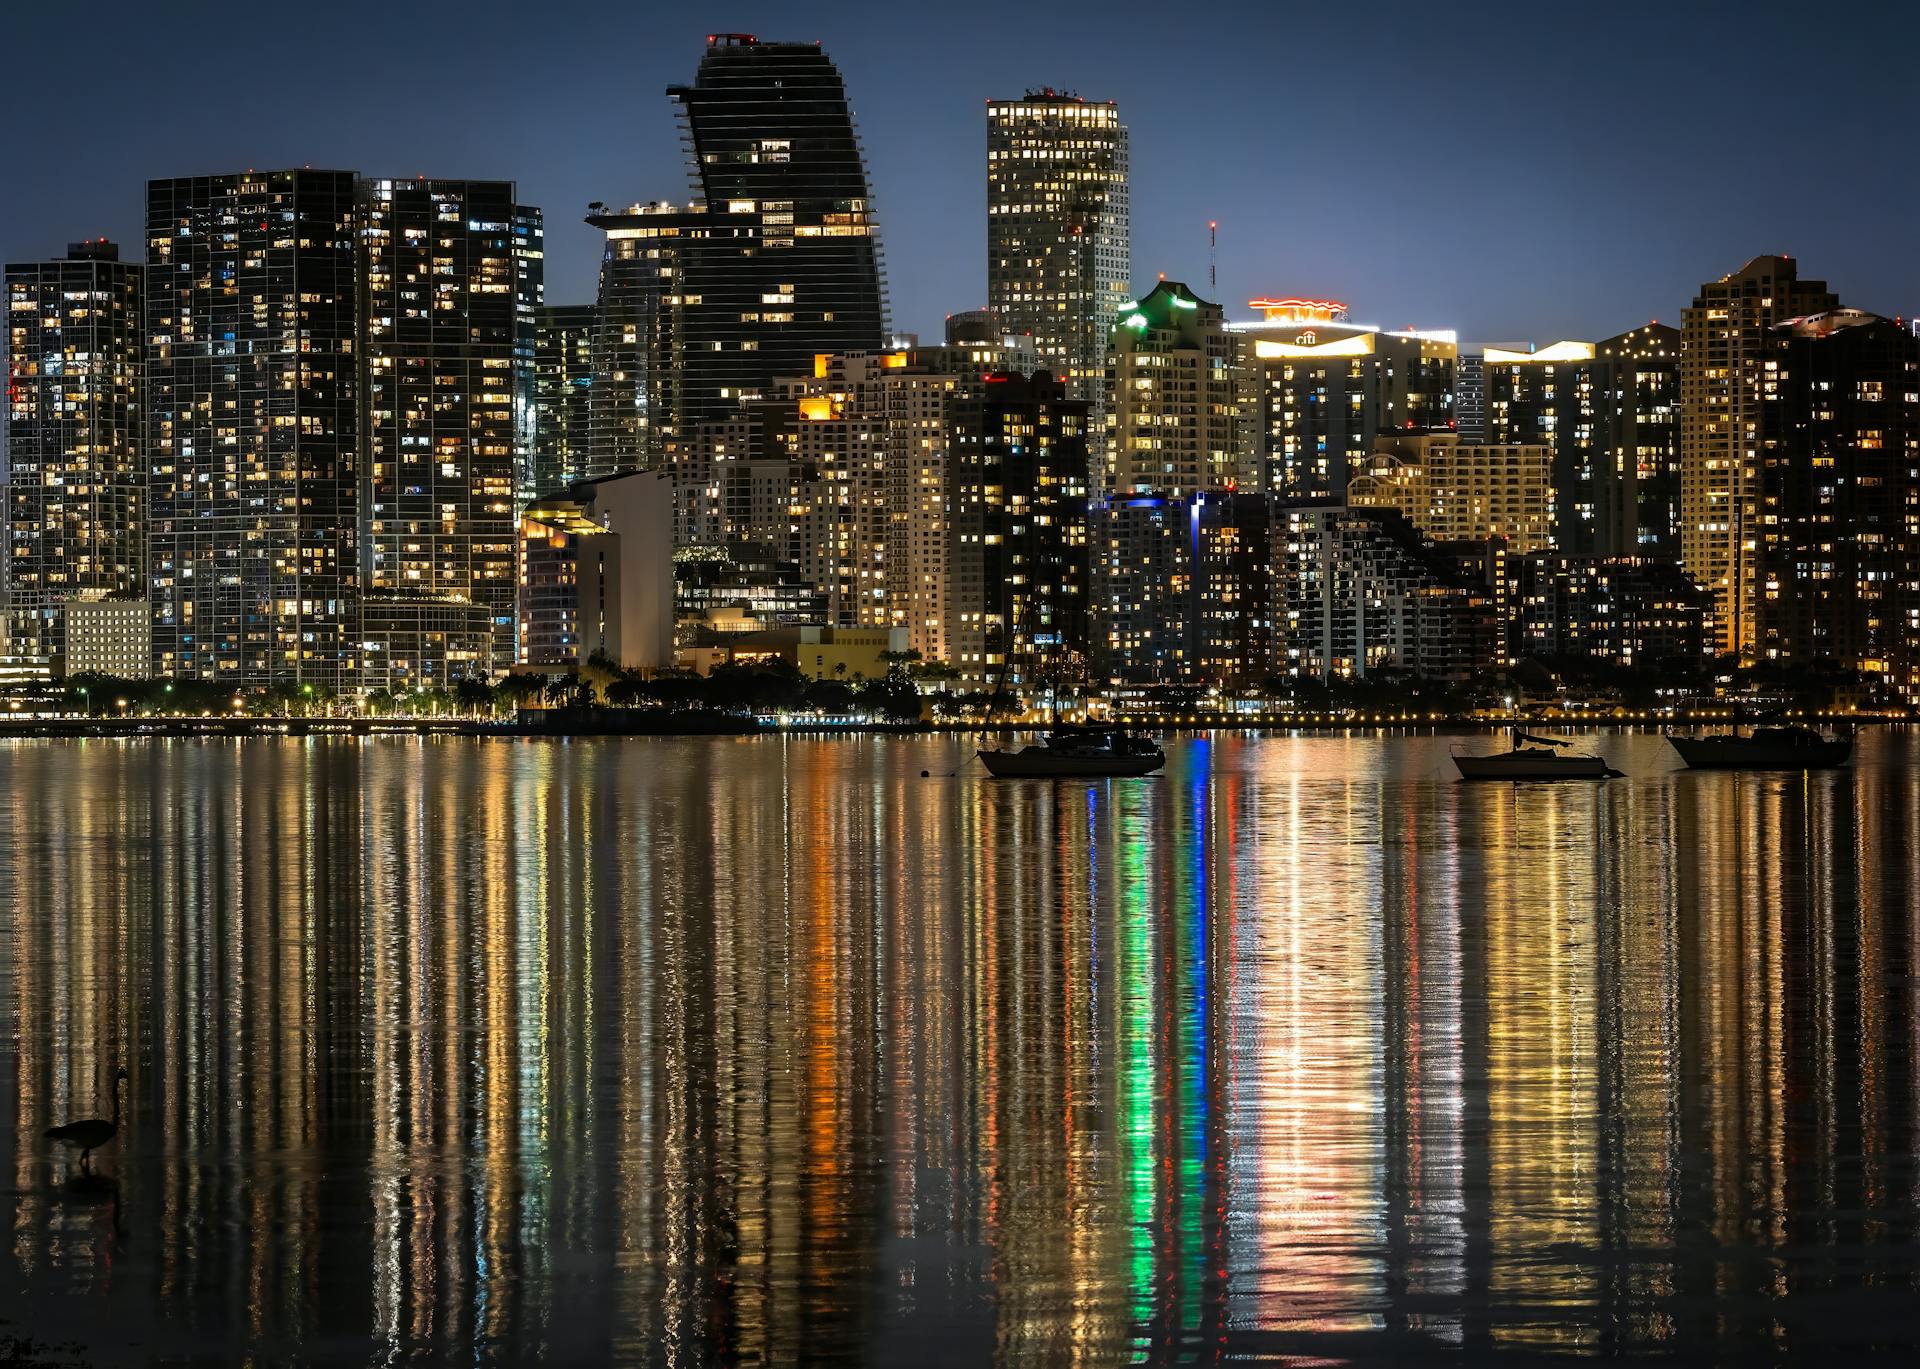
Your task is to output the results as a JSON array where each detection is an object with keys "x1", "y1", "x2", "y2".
[{"x1": 46, "y1": 1067, "x2": 128, "y2": 1175}]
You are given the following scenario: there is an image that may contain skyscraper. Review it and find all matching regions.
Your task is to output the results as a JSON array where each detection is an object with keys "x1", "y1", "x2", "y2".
[
  {"x1": 667, "y1": 35, "x2": 887, "y2": 428},
  {"x1": 146, "y1": 170, "x2": 361, "y2": 691},
  {"x1": 948, "y1": 371, "x2": 1091, "y2": 688},
  {"x1": 986, "y1": 90, "x2": 1130, "y2": 418},
  {"x1": 1592, "y1": 323, "x2": 1681, "y2": 556},
  {"x1": 1760, "y1": 309, "x2": 1920, "y2": 696},
  {"x1": 1680, "y1": 255, "x2": 1839, "y2": 658},
  {"x1": 357, "y1": 177, "x2": 531, "y2": 678},
  {"x1": 1232, "y1": 297, "x2": 1456, "y2": 497},
  {"x1": 584, "y1": 200, "x2": 692, "y2": 472},
  {"x1": 4, "y1": 240, "x2": 144, "y2": 675},
  {"x1": 532, "y1": 303, "x2": 596, "y2": 496},
  {"x1": 511, "y1": 205, "x2": 546, "y2": 506},
  {"x1": 1348, "y1": 433, "x2": 1553, "y2": 554},
  {"x1": 1480, "y1": 340, "x2": 1598, "y2": 550},
  {"x1": 1107, "y1": 281, "x2": 1247, "y2": 495}
]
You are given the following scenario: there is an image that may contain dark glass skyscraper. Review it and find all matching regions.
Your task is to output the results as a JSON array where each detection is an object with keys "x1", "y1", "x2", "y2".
[
  {"x1": 532, "y1": 303, "x2": 596, "y2": 495},
  {"x1": 147, "y1": 170, "x2": 360, "y2": 690},
  {"x1": 667, "y1": 34, "x2": 886, "y2": 427},
  {"x1": 584, "y1": 200, "x2": 691, "y2": 470},
  {"x1": 948, "y1": 371, "x2": 1090, "y2": 687},
  {"x1": 1761, "y1": 309, "x2": 1920, "y2": 697}
]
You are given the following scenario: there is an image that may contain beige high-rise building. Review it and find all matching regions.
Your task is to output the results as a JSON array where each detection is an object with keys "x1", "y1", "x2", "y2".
[
  {"x1": 1107, "y1": 281, "x2": 1250, "y2": 495},
  {"x1": 1349, "y1": 433, "x2": 1551, "y2": 553},
  {"x1": 1680, "y1": 256, "x2": 1839, "y2": 657},
  {"x1": 986, "y1": 90, "x2": 1129, "y2": 417},
  {"x1": 774, "y1": 330, "x2": 1038, "y2": 654}
]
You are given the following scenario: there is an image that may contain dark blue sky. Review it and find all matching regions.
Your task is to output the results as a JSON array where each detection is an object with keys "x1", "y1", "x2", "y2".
[{"x1": 7, "y1": 1, "x2": 1916, "y2": 342}]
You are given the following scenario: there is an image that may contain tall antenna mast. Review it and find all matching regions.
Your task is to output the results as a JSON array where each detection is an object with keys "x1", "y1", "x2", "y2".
[{"x1": 1208, "y1": 220, "x2": 1217, "y2": 294}]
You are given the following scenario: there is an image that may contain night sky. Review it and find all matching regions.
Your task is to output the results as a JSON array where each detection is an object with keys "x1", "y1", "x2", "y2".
[{"x1": 7, "y1": 1, "x2": 1916, "y2": 343}]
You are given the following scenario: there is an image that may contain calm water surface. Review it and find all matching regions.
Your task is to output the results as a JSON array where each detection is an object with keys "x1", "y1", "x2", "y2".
[{"x1": 2, "y1": 731, "x2": 1918, "y2": 1365}]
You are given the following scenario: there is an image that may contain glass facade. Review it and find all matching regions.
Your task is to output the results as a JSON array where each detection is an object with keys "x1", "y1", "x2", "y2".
[
  {"x1": 948, "y1": 371, "x2": 1091, "y2": 687},
  {"x1": 532, "y1": 302, "x2": 596, "y2": 496},
  {"x1": 4, "y1": 240, "x2": 144, "y2": 674},
  {"x1": 667, "y1": 35, "x2": 887, "y2": 428},
  {"x1": 986, "y1": 91, "x2": 1130, "y2": 426},
  {"x1": 146, "y1": 170, "x2": 361, "y2": 690},
  {"x1": 584, "y1": 201, "x2": 690, "y2": 472},
  {"x1": 358, "y1": 178, "x2": 526, "y2": 666}
]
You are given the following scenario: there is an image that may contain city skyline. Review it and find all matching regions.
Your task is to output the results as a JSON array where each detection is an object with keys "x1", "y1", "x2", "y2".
[{"x1": 5, "y1": 3, "x2": 1918, "y2": 344}]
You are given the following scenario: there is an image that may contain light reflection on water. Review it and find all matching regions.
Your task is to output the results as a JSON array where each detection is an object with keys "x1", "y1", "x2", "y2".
[{"x1": 2, "y1": 731, "x2": 1918, "y2": 1364}]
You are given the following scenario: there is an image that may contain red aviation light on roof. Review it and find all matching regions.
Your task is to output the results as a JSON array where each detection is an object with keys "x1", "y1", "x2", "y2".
[{"x1": 1249, "y1": 297, "x2": 1349, "y2": 322}]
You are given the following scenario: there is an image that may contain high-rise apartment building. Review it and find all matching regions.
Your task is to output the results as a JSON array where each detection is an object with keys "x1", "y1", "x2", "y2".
[
  {"x1": 1231, "y1": 297, "x2": 1456, "y2": 497},
  {"x1": 4, "y1": 240, "x2": 144, "y2": 675},
  {"x1": 532, "y1": 304, "x2": 595, "y2": 496},
  {"x1": 1349, "y1": 433, "x2": 1552, "y2": 554},
  {"x1": 1592, "y1": 323, "x2": 1681, "y2": 556},
  {"x1": 986, "y1": 90, "x2": 1130, "y2": 422},
  {"x1": 1759, "y1": 309, "x2": 1920, "y2": 695},
  {"x1": 1480, "y1": 341, "x2": 1600, "y2": 551},
  {"x1": 877, "y1": 325, "x2": 1039, "y2": 663},
  {"x1": 1276, "y1": 504, "x2": 1501, "y2": 682},
  {"x1": 1513, "y1": 553, "x2": 1714, "y2": 668},
  {"x1": 511, "y1": 206, "x2": 545, "y2": 504},
  {"x1": 1094, "y1": 490, "x2": 1275, "y2": 687},
  {"x1": 1680, "y1": 255, "x2": 1839, "y2": 658},
  {"x1": 584, "y1": 200, "x2": 692, "y2": 471},
  {"x1": 663, "y1": 325, "x2": 1040, "y2": 663},
  {"x1": 145, "y1": 169, "x2": 539, "y2": 692},
  {"x1": 668, "y1": 35, "x2": 887, "y2": 428},
  {"x1": 146, "y1": 170, "x2": 361, "y2": 690},
  {"x1": 1108, "y1": 281, "x2": 1248, "y2": 495},
  {"x1": 357, "y1": 178, "x2": 531, "y2": 672},
  {"x1": 948, "y1": 371, "x2": 1091, "y2": 689}
]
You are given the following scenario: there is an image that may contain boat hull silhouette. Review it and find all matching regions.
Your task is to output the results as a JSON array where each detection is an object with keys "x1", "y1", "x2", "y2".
[
  {"x1": 1668, "y1": 732, "x2": 1851, "y2": 770},
  {"x1": 978, "y1": 747, "x2": 1164, "y2": 778}
]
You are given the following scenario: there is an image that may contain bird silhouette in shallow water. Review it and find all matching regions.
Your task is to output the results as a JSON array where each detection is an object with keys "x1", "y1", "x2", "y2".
[{"x1": 46, "y1": 1067, "x2": 127, "y2": 1175}]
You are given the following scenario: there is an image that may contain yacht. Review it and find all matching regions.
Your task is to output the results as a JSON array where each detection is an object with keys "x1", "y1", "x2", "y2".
[
  {"x1": 1668, "y1": 724, "x2": 1851, "y2": 770},
  {"x1": 1452, "y1": 730, "x2": 1621, "y2": 780},
  {"x1": 979, "y1": 725, "x2": 1165, "y2": 778}
]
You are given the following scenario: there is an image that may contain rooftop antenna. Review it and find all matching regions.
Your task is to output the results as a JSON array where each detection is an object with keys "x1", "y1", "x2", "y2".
[{"x1": 1208, "y1": 221, "x2": 1217, "y2": 295}]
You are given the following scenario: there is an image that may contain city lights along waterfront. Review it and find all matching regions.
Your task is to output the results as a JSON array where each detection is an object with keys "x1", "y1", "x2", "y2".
[
  {"x1": 7, "y1": 8, "x2": 1920, "y2": 1366},
  {"x1": 4, "y1": 731, "x2": 1920, "y2": 1363}
]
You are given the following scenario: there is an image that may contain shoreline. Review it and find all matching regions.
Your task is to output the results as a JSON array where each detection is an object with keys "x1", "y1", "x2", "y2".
[{"x1": 0, "y1": 713, "x2": 1906, "y2": 740}]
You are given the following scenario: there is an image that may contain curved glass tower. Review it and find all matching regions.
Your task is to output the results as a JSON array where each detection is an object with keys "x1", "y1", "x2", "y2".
[{"x1": 667, "y1": 34, "x2": 887, "y2": 429}]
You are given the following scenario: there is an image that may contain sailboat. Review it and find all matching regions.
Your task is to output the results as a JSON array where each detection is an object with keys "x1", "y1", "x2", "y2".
[
  {"x1": 1452, "y1": 727, "x2": 1621, "y2": 780},
  {"x1": 975, "y1": 595, "x2": 1165, "y2": 779}
]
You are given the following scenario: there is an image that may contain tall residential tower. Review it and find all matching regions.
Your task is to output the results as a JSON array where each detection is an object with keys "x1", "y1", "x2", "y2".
[
  {"x1": 1680, "y1": 255, "x2": 1839, "y2": 658},
  {"x1": 357, "y1": 177, "x2": 535, "y2": 682},
  {"x1": 986, "y1": 91, "x2": 1130, "y2": 414},
  {"x1": 4, "y1": 240, "x2": 144, "y2": 675},
  {"x1": 146, "y1": 170, "x2": 361, "y2": 691}
]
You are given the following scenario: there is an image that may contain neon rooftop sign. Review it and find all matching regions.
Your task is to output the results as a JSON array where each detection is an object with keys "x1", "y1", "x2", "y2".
[{"x1": 1249, "y1": 297, "x2": 1349, "y2": 322}]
